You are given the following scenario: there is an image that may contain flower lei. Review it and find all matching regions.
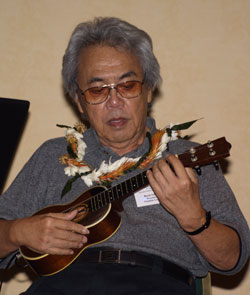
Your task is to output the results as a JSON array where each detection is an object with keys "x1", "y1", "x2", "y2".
[{"x1": 57, "y1": 119, "x2": 199, "y2": 197}]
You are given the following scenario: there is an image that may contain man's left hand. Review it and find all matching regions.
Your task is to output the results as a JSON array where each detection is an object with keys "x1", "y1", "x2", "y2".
[{"x1": 146, "y1": 154, "x2": 206, "y2": 232}]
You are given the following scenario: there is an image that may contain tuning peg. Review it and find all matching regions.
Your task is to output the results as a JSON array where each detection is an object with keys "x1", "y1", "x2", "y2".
[
  {"x1": 189, "y1": 147, "x2": 198, "y2": 162},
  {"x1": 213, "y1": 161, "x2": 219, "y2": 170},
  {"x1": 207, "y1": 141, "x2": 214, "y2": 148},
  {"x1": 195, "y1": 167, "x2": 202, "y2": 175}
]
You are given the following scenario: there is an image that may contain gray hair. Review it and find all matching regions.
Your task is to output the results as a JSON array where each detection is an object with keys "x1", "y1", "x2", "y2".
[{"x1": 62, "y1": 17, "x2": 161, "y2": 99}]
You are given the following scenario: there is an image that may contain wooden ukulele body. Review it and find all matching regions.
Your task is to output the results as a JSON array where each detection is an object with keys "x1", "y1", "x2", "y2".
[{"x1": 19, "y1": 186, "x2": 122, "y2": 276}]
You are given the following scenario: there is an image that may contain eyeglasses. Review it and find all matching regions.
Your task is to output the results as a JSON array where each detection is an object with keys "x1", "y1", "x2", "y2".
[{"x1": 77, "y1": 80, "x2": 144, "y2": 105}]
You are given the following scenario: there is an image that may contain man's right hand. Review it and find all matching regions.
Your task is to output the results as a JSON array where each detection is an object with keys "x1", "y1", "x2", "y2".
[{"x1": 2, "y1": 210, "x2": 89, "y2": 257}]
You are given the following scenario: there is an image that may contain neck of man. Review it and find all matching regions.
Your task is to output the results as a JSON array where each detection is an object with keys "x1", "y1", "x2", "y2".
[{"x1": 100, "y1": 127, "x2": 150, "y2": 156}]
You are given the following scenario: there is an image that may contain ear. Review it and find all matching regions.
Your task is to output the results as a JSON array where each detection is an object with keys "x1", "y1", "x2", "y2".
[
  {"x1": 74, "y1": 94, "x2": 84, "y2": 114},
  {"x1": 147, "y1": 89, "x2": 153, "y2": 104}
]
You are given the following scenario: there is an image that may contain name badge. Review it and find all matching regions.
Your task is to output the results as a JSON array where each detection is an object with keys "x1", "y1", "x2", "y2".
[{"x1": 134, "y1": 185, "x2": 160, "y2": 207}]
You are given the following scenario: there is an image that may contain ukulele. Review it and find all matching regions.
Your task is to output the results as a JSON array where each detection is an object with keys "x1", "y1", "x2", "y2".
[{"x1": 19, "y1": 137, "x2": 231, "y2": 276}]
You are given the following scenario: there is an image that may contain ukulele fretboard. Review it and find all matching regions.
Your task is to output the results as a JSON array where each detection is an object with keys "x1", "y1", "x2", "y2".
[{"x1": 89, "y1": 171, "x2": 149, "y2": 212}]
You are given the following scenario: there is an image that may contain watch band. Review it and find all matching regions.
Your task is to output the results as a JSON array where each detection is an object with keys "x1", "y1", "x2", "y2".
[{"x1": 184, "y1": 211, "x2": 211, "y2": 235}]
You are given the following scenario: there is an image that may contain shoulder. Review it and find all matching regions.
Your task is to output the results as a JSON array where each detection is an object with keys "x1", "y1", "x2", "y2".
[
  {"x1": 39, "y1": 136, "x2": 66, "y2": 149},
  {"x1": 34, "y1": 137, "x2": 67, "y2": 157},
  {"x1": 22, "y1": 137, "x2": 67, "y2": 171},
  {"x1": 168, "y1": 138, "x2": 199, "y2": 154}
]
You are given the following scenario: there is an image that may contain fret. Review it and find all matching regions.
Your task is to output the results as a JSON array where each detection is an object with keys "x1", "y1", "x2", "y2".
[
  {"x1": 116, "y1": 184, "x2": 123, "y2": 199},
  {"x1": 136, "y1": 173, "x2": 144, "y2": 188},
  {"x1": 89, "y1": 197, "x2": 94, "y2": 212},
  {"x1": 108, "y1": 188, "x2": 114, "y2": 202},
  {"x1": 100, "y1": 191, "x2": 107, "y2": 206},
  {"x1": 95, "y1": 195, "x2": 101, "y2": 210},
  {"x1": 130, "y1": 176, "x2": 138, "y2": 192},
  {"x1": 121, "y1": 181, "x2": 128, "y2": 195},
  {"x1": 111, "y1": 189, "x2": 117, "y2": 202},
  {"x1": 112, "y1": 186, "x2": 118, "y2": 200},
  {"x1": 91, "y1": 195, "x2": 98, "y2": 212},
  {"x1": 135, "y1": 175, "x2": 139, "y2": 188},
  {"x1": 99, "y1": 192, "x2": 105, "y2": 207},
  {"x1": 142, "y1": 171, "x2": 149, "y2": 185},
  {"x1": 126, "y1": 178, "x2": 133, "y2": 194},
  {"x1": 127, "y1": 178, "x2": 133, "y2": 194},
  {"x1": 104, "y1": 190, "x2": 110, "y2": 204}
]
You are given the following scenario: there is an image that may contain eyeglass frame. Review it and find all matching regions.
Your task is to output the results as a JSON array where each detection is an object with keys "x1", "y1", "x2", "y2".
[{"x1": 76, "y1": 79, "x2": 145, "y2": 105}]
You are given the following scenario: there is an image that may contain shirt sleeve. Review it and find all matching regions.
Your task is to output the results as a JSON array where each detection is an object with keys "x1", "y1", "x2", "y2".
[
  {"x1": 168, "y1": 138, "x2": 250, "y2": 275},
  {"x1": 196, "y1": 163, "x2": 250, "y2": 275},
  {"x1": 0, "y1": 138, "x2": 68, "y2": 268}
]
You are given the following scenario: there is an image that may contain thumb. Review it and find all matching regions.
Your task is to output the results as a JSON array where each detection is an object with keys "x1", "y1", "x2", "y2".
[
  {"x1": 63, "y1": 209, "x2": 79, "y2": 220},
  {"x1": 49, "y1": 209, "x2": 78, "y2": 221}
]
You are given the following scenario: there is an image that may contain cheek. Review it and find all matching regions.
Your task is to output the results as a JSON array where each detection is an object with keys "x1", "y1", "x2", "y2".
[
  {"x1": 85, "y1": 105, "x2": 105, "y2": 126},
  {"x1": 130, "y1": 99, "x2": 148, "y2": 122}
]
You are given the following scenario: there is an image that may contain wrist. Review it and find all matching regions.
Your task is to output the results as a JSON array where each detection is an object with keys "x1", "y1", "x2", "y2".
[
  {"x1": 183, "y1": 211, "x2": 211, "y2": 235},
  {"x1": 8, "y1": 219, "x2": 23, "y2": 249}
]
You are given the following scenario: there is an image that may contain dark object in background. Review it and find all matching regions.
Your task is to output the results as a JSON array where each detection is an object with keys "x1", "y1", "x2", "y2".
[{"x1": 0, "y1": 97, "x2": 30, "y2": 193}]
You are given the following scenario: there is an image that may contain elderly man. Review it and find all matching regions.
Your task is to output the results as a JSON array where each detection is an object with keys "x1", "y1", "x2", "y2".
[{"x1": 0, "y1": 17, "x2": 249, "y2": 295}]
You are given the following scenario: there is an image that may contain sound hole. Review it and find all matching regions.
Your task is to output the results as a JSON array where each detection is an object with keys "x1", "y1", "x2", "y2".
[{"x1": 71, "y1": 204, "x2": 89, "y2": 223}]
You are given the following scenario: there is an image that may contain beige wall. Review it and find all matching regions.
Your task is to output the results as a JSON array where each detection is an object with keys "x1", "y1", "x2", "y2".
[{"x1": 0, "y1": 0, "x2": 249, "y2": 294}]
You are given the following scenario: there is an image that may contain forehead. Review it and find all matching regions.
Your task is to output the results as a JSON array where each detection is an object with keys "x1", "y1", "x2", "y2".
[{"x1": 77, "y1": 45, "x2": 144, "y2": 84}]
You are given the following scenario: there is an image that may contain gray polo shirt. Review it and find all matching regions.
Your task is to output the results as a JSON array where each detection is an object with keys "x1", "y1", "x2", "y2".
[{"x1": 0, "y1": 117, "x2": 249, "y2": 277}]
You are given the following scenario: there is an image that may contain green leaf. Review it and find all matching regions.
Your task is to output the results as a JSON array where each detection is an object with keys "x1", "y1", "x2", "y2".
[
  {"x1": 170, "y1": 118, "x2": 203, "y2": 131},
  {"x1": 56, "y1": 124, "x2": 72, "y2": 129},
  {"x1": 166, "y1": 128, "x2": 172, "y2": 137},
  {"x1": 61, "y1": 174, "x2": 81, "y2": 197},
  {"x1": 61, "y1": 181, "x2": 72, "y2": 197}
]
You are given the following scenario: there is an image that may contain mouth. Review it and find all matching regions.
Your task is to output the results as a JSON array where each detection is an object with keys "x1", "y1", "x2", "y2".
[{"x1": 107, "y1": 117, "x2": 128, "y2": 127}]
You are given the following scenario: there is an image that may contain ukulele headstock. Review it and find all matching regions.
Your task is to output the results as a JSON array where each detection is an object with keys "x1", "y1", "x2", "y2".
[{"x1": 177, "y1": 137, "x2": 232, "y2": 172}]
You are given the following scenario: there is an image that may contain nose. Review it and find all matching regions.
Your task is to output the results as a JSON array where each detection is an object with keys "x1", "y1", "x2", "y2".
[{"x1": 106, "y1": 87, "x2": 124, "y2": 107}]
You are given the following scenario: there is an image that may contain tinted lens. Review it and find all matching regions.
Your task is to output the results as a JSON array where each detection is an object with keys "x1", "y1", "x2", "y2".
[
  {"x1": 82, "y1": 80, "x2": 143, "y2": 104},
  {"x1": 117, "y1": 81, "x2": 142, "y2": 98},
  {"x1": 85, "y1": 87, "x2": 109, "y2": 104}
]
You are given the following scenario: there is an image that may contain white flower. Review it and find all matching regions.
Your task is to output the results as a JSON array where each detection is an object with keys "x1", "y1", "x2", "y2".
[
  {"x1": 64, "y1": 166, "x2": 79, "y2": 177},
  {"x1": 77, "y1": 140, "x2": 87, "y2": 161},
  {"x1": 107, "y1": 157, "x2": 128, "y2": 172},
  {"x1": 98, "y1": 160, "x2": 110, "y2": 174},
  {"x1": 65, "y1": 128, "x2": 83, "y2": 139},
  {"x1": 79, "y1": 166, "x2": 91, "y2": 174},
  {"x1": 81, "y1": 175, "x2": 94, "y2": 187},
  {"x1": 171, "y1": 131, "x2": 179, "y2": 140},
  {"x1": 155, "y1": 133, "x2": 171, "y2": 159},
  {"x1": 166, "y1": 122, "x2": 179, "y2": 141},
  {"x1": 81, "y1": 170, "x2": 100, "y2": 187}
]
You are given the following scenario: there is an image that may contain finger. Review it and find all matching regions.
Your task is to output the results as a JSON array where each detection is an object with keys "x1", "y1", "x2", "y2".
[
  {"x1": 146, "y1": 170, "x2": 164, "y2": 197},
  {"x1": 47, "y1": 212, "x2": 89, "y2": 235},
  {"x1": 49, "y1": 209, "x2": 78, "y2": 221},
  {"x1": 155, "y1": 157, "x2": 178, "y2": 183},
  {"x1": 53, "y1": 228, "x2": 88, "y2": 244},
  {"x1": 152, "y1": 158, "x2": 177, "y2": 183},
  {"x1": 47, "y1": 247, "x2": 75, "y2": 255},
  {"x1": 37, "y1": 230, "x2": 88, "y2": 254},
  {"x1": 185, "y1": 167, "x2": 198, "y2": 184},
  {"x1": 165, "y1": 154, "x2": 188, "y2": 179},
  {"x1": 50, "y1": 235, "x2": 87, "y2": 251}
]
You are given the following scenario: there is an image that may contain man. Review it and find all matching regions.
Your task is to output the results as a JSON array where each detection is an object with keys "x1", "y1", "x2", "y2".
[{"x1": 0, "y1": 17, "x2": 249, "y2": 295}]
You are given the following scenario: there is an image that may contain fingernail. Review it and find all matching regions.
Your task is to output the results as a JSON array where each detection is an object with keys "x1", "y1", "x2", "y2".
[{"x1": 82, "y1": 228, "x2": 89, "y2": 234}]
